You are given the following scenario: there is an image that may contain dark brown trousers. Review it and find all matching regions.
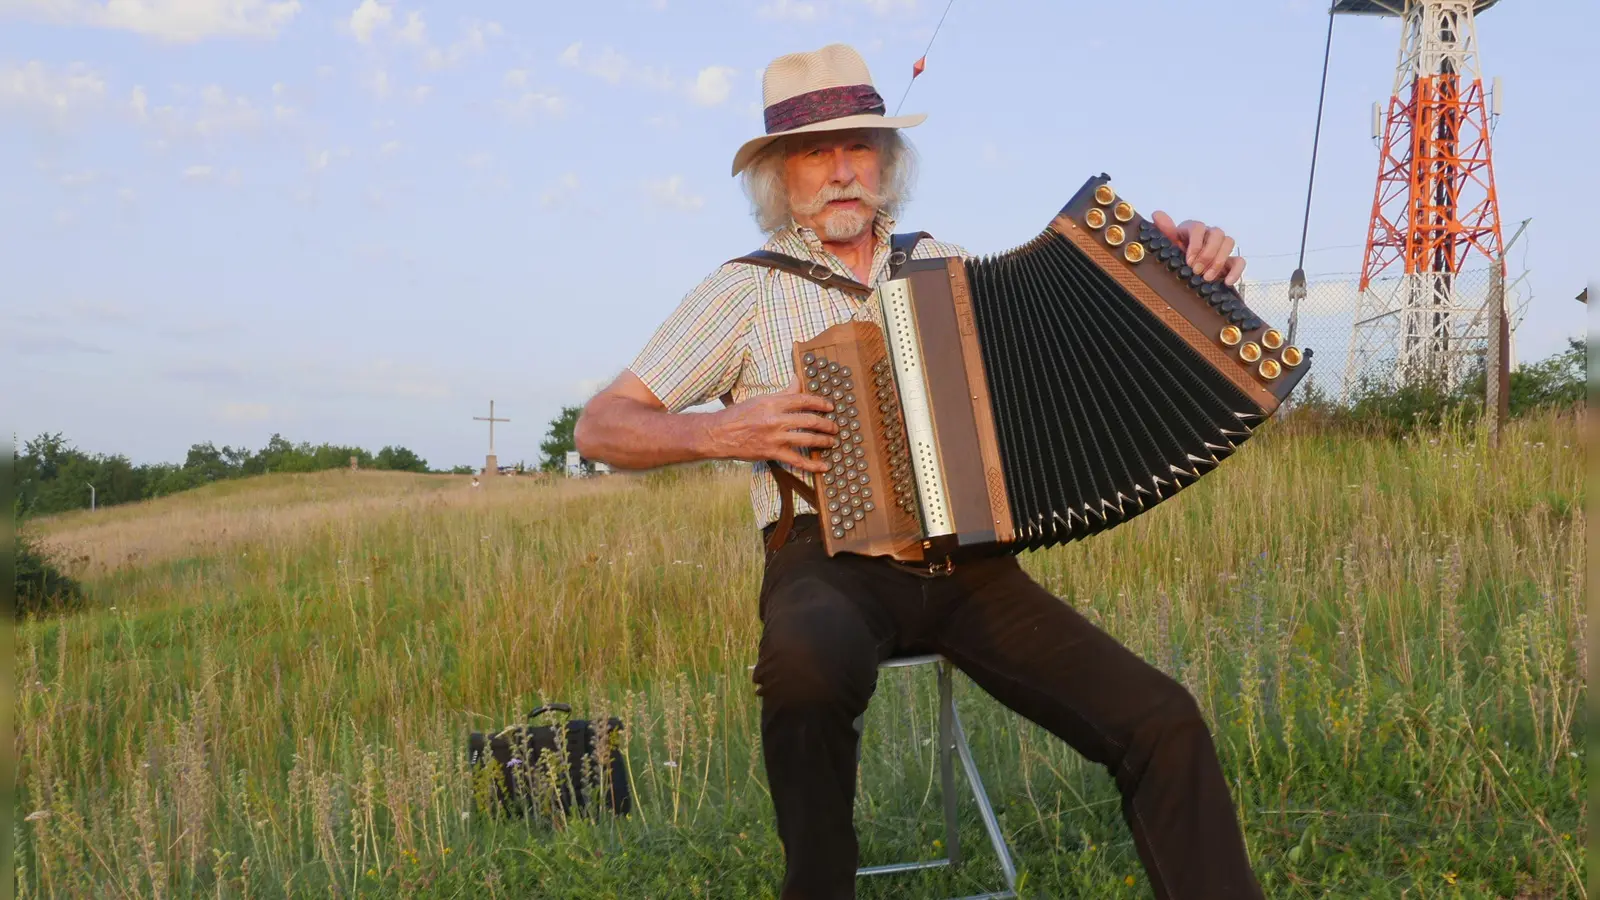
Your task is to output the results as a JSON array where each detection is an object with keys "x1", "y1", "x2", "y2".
[{"x1": 750, "y1": 514, "x2": 1264, "y2": 900}]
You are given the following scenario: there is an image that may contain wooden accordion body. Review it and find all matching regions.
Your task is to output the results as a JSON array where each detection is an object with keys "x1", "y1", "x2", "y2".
[{"x1": 797, "y1": 173, "x2": 1314, "y2": 563}]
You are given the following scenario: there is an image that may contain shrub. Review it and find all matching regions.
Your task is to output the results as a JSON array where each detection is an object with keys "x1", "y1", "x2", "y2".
[{"x1": 16, "y1": 530, "x2": 86, "y2": 620}]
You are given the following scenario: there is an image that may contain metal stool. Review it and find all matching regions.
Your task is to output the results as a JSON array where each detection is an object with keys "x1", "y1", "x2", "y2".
[{"x1": 853, "y1": 654, "x2": 1018, "y2": 900}]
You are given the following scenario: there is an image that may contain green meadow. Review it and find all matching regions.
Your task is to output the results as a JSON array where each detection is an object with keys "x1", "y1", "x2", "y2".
[{"x1": 16, "y1": 412, "x2": 1584, "y2": 898}]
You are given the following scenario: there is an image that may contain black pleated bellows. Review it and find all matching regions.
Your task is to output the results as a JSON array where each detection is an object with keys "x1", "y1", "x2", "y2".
[{"x1": 966, "y1": 229, "x2": 1258, "y2": 552}]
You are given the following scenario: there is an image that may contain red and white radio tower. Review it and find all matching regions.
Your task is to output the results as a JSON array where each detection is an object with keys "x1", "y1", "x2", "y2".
[{"x1": 1337, "y1": 0, "x2": 1508, "y2": 395}]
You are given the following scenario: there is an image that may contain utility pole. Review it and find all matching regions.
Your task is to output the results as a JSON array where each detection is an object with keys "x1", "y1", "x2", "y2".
[
  {"x1": 1485, "y1": 216, "x2": 1530, "y2": 447},
  {"x1": 86, "y1": 482, "x2": 96, "y2": 511}
]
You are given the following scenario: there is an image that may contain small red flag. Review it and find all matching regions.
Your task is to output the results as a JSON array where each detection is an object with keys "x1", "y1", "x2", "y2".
[{"x1": 912, "y1": 56, "x2": 926, "y2": 78}]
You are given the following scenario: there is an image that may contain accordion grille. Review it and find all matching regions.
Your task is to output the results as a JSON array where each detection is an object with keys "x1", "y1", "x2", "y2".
[{"x1": 966, "y1": 228, "x2": 1257, "y2": 550}]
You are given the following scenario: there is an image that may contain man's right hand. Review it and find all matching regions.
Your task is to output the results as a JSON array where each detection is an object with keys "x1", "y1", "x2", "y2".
[{"x1": 706, "y1": 372, "x2": 839, "y2": 474}]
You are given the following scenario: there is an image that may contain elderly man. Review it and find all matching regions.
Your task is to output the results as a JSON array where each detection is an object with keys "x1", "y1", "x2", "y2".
[{"x1": 575, "y1": 43, "x2": 1262, "y2": 900}]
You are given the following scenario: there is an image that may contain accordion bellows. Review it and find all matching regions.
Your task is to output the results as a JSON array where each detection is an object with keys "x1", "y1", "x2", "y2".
[{"x1": 798, "y1": 174, "x2": 1314, "y2": 563}]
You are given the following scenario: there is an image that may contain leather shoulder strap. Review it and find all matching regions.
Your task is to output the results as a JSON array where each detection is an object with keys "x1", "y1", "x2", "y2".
[
  {"x1": 726, "y1": 249, "x2": 872, "y2": 297},
  {"x1": 889, "y1": 231, "x2": 932, "y2": 276}
]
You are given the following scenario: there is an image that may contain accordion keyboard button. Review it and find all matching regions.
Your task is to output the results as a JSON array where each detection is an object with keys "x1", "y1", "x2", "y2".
[
  {"x1": 1200, "y1": 283, "x2": 1218, "y2": 296},
  {"x1": 1242, "y1": 317, "x2": 1264, "y2": 331},
  {"x1": 833, "y1": 528, "x2": 845, "y2": 539},
  {"x1": 807, "y1": 380, "x2": 820, "y2": 392},
  {"x1": 1189, "y1": 274, "x2": 1206, "y2": 287},
  {"x1": 840, "y1": 366, "x2": 851, "y2": 377},
  {"x1": 1179, "y1": 265, "x2": 1194, "y2": 278},
  {"x1": 864, "y1": 501, "x2": 875, "y2": 512}
]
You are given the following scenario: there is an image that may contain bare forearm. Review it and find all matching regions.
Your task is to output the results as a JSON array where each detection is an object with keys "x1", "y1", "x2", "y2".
[{"x1": 574, "y1": 394, "x2": 721, "y2": 470}]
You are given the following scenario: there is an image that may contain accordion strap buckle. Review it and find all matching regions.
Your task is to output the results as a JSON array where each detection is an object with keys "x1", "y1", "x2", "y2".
[{"x1": 807, "y1": 262, "x2": 833, "y2": 282}]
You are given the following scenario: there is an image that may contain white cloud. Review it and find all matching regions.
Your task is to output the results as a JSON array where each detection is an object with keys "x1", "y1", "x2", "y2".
[
  {"x1": 498, "y1": 89, "x2": 565, "y2": 120},
  {"x1": 363, "y1": 68, "x2": 390, "y2": 98},
  {"x1": 421, "y1": 19, "x2": 500, "y2": 69},
  {"x1": 117, "y1": 187, "x2": 137, "y2": 203},
  {"x1": 503, "y1": 68, "x2": 529, "y2": 89},
  {"x1": 348, "y1": 2, "x2": 500, "y2": 70},
  {"x1": 182, "y1": 163, "x2": 241, "y2": 185},
  {"x1": 689, "y1": 65, "x2": 735, "y2": 106},
  {"x1": 463, "y1": 151, "x2": 492, "y2": 170},
  {"x1": 540, "y1": 172, "x2": 579, "y2": 207},
  {"x1": 0, "y1": 61, "x2": 107, "y2": 117},
  {"x1": 394, "y1": 9, "x2": 425, "y2": 45},
  {"x1": 348, "y1": 0, "x2": 391, "y2": 43},
  {"x1": 138, "y1": 82, "x2": 283, "y2": 148},
  {"x1": 4, "y1": 0, "x2": 302, "y2": 41},
  {"x1": 559, "y1": 42, "x2": 675, "y2": 92},
  {"x1": 645, "y1": 175, "x2": 704, "y2": 211},
  {"x1": 409, "y1": 84, "x2": 431, "y2": 103},
  {"x1": 857, "y1": 0, "x2": 915, "y2": 14},
  {"x1": 379, "y1": 139, "x2": 401, "y2": 155},
  {"x1": 57, "y1": 169, "x2": 97, "y2": 188},
  {"x1": 758, "y1": 0, "x2": 824, "y2": 21}
]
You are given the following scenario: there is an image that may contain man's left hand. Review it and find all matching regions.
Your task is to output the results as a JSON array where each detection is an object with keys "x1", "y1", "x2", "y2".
[{"x1": 1150, "y1": 211, "x2": 1247, "y2": 286}]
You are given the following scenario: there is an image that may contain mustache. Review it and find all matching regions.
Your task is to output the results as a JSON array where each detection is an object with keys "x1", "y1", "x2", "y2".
[{"x1": 791, "y1": 181, "x2": 882, "y2": 216}]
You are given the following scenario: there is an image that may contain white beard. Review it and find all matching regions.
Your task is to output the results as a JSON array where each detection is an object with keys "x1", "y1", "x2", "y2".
[{"x1": 817, "y1": 205, "x2": 874, "y2": 241}]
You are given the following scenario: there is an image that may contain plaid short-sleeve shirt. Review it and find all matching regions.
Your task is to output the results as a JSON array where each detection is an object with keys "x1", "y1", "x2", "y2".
[{"x1": 629, "y1": 211, "x2": 972, "y2": 530}]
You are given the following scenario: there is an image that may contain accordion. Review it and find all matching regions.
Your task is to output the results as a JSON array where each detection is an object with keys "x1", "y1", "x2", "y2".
[{"x1": 797, "y1": 174, "x2": 1313, "y2": 563}]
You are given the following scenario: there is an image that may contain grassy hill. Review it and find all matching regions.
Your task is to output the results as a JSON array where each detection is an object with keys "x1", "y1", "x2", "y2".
[{"x1": 15, "y1": 414, "x2": 1585, "y2": 898}]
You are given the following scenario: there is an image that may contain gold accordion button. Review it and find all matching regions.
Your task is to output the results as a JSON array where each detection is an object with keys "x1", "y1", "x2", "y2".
[
  {"x1": 1084, "y1": 207, "x2": 1107, "y2": 229},
  {"x1": 1113, "y1": 201, "x2": 1134, "y2": 222},
  {"x1": 1094, "y1": 184, "x2": 1116, "y2": 205},
  {"x1": 1104, "y1": 224, "x2": 1125, "y2": 246},
  {"x1": 1219, "y1": 325, "x2": 1242, "y2": 346},
  {"x1": 1240, "y1": 342, "x2": 1262, "y2": 363},
  {"x1": 1259, "y1": 358, "x2": 1282, "y2": 380},
  {"x1": 1124, "y1": 242, "x2": 1146, "y2": 263},
  {"x1": 1261, "y1": 329, "x2": 1284, "y2": 350},
  {"x1": 1281, "y1": 346, "x2": 1304, "y2": 367}
]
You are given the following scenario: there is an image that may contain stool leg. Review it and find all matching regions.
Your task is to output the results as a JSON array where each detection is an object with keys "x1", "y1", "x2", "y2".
[
  {"x1": 937, "y1": 660, "x2": 961, "y2": 867},
  {"x1": 950, "y1": 699, "x2": 1019, "y2": 893}
]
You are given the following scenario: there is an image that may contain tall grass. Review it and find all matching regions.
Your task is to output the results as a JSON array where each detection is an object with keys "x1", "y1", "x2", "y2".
[{"x1": 15, "y1": 412, "x2": 1584, "y2": 898}]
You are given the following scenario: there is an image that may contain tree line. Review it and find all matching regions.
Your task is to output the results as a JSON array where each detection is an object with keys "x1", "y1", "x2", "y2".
[{"x1": 11, "y1": 432, "x2": 467, "y2": 520}]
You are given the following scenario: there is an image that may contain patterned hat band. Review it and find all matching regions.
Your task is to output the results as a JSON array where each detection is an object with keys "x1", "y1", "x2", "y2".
[{"x1": 763, "y1": 83, "x2": 886, "y2": 135}]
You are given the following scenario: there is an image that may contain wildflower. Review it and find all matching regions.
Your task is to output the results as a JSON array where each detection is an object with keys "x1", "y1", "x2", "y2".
[
  {"x1": 933, "y1": 839, "x2": 943, "y2": 850},
  {"x1": 368, "y1": 869, "x2": 378, "y2": 878},
  {"x1": 1443, "y1": 872, "x2": 1457, "y2": 885},
  {"x1": 1125, "y1": 875, "x2": 1137, "y2": 886}
]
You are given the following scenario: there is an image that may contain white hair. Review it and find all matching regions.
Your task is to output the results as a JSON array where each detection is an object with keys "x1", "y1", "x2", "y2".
[{"x1": 740, "y1": 128, "x2": 917, "y2": 234}]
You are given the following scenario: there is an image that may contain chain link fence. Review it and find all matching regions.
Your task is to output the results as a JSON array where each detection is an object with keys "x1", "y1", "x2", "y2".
[{"x1": 1234, "y1": 266, "x2": 1527, "y2": 404}]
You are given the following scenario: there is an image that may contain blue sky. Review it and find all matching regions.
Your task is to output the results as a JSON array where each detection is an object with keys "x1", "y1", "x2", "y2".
[{"x1": 3, "y1": 0, "x2": 1590, "y2": 471}]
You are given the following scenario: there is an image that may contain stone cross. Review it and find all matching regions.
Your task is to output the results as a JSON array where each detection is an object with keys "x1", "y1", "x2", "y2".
[{"x1": 474, "y1": 400, "x2": 510, "y2": 476}]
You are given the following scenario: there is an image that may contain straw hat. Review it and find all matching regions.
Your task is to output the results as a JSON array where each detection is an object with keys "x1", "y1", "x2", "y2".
[{"x1": 730, "y1": 43, "x2": 925, "y2": 176}]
